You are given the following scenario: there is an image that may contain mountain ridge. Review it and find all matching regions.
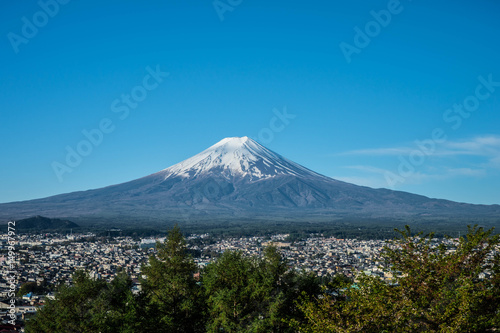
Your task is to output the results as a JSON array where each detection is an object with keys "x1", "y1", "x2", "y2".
[{"x1": 0, "y1": 137, "x2": 498, "y2": 224}]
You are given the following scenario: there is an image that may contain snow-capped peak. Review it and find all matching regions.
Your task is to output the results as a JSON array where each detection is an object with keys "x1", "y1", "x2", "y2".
[{"x1": 161, "y1": 136, "x2": 327, "y2": 181}]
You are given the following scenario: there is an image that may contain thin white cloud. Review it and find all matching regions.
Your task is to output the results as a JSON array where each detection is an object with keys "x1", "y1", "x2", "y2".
[
  {"x1": 490, "y1": 156, "x2": 500, "y2": 168},
  {"x1": 334, "y1": 136, "x2": 500, "y2": 189},
  {"x1": 344, "y1": 165, "x2": 390, "y2": 174},
  {"x1": 336, "y1": 166, "x2": 487, "y2": 189},
  {"x1": 446, "y1": 167, "x2": 486, "y2": 177},
  {"x1": 339, "y1": 135, "x2": 500, "y2": 167},
  {"x1": 339, "y1": 147, "x2": 413, "y2": 156},
  {"x1": 408, "y1": 168, "x2": 486, "y2": 183},
  {"x1": 445, "y1": 136, "x2": 500, "y2": 156}
]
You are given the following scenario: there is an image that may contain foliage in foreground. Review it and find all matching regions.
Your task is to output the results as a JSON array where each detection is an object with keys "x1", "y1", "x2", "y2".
[
  {"x1": 292, "y1": 225, "x2": 500, "y2": 332},
  {"x1": 25, "y1": 270, "x2": 143, "y2": 332},
  {"x1": 26, "y1": 225, "x2": 500, "y2": 332},
  {"x1": 203, "y1": 246, "x2": 321, "y2": 332},
  {"x1": 26, "y1": 225, "x2": 321, "y2": 332}
]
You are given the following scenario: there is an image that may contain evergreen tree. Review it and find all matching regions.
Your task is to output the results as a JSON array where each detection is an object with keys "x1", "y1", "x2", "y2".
[
  {"x1": 25, "y1": 271, "x2": 140, "y2": 333},
  {"x1": 203, "y1": 245, "x2": 322, "y2": 332},
  {"x1": 141, "y1": 224, "x2": 205, "y2": 332},
  {"x1": 203, "y1": 250, "x2": 257, "y2": 332}
]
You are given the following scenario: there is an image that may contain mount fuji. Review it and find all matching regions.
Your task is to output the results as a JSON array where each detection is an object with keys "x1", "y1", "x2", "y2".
[
  {"x1": 0, "y1": 136, "x2": 499, "y2": 224},
  {"x1": 161, "y1": 136, "x2": 330, "y2": 181}
]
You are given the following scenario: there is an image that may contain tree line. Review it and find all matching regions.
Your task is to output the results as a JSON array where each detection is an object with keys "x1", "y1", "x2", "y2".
[{"x1": 25, "y1": 225, "x2": 500, "y2": 332}]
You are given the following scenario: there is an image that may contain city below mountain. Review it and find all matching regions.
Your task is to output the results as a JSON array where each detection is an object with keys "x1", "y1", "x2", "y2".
[{"x1": 1, "y1": 137, "x2": 499, "y2": 226}]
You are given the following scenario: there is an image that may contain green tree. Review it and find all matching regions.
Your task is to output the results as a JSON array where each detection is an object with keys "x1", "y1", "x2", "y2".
[
  {"x1": 17, "y1": 281, "x2": 46, "y2": 297},
  {"x1": 25, "y1": 271, "x2": 141, "y2": 333},
  {"x1": 141, "y1": 224, "x2": 205, "y2": 332},
  {"x1": 384, "y1": 225, "x2": 500, "y2": 331},
  {"x1": 203, "y1": 246, "x2": 322, "y2": 332},
  {"x1": 257, "y1": 246, "x2": 323, "y2": 331},
  {"x1": 291, "y1": 273, "x2": 398, "y2": 333},
  {"x1": 89, "y1": 271, "x2": 144, "y2": 332},
  {"x1": 203, "y1": 250, "x2": 257, "y2": 332},
  {"x1": 293, "y1": 225, "x2": 500, "y2": 332}
]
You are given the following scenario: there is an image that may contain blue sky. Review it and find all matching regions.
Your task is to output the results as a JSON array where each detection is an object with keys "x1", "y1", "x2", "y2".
[{"x1": 1, "y1": 0, "x2": 499, "y2": 205}]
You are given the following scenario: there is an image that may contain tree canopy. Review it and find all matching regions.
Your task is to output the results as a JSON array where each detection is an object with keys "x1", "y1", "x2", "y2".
[
  {"x1": 25, "y1": 271, "x2": 141, "y2": 333},
  {"x1": 26, "y1": 224, "x2": 500, "y2": 332},
  {"x1": 292, "y1": 225, "x2": 500, "y2": 332},
  {"x1": 141, "y1": 224, "x2": 205, "y2": 332}
]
